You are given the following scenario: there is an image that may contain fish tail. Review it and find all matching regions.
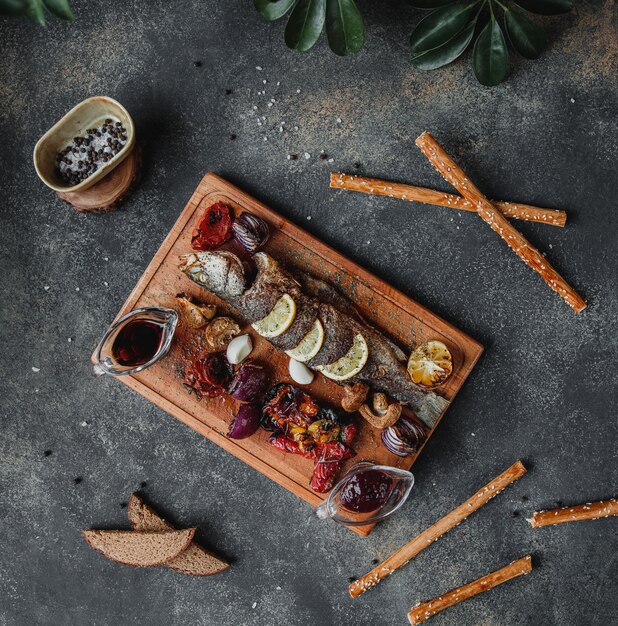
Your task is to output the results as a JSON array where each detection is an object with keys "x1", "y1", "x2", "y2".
[{"x1": 411, "y1": 391, "x2": 449, "y2": 429}]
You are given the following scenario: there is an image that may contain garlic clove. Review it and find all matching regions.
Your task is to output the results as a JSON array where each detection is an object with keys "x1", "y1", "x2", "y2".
[
  {"x1": 226, "y1": 334, "x2": 252, "y2": 365},
  {"x1": 288, "y1": 358, "x2": 314, "y2": 385}
]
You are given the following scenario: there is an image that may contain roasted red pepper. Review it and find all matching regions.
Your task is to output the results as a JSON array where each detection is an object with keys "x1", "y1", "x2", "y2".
[
  {"x1": 191, "y1": 202, "x2": 233, "y2": 251},
  {"x1": 184, "y1": 352, "x2": 233, "y2": 399}
]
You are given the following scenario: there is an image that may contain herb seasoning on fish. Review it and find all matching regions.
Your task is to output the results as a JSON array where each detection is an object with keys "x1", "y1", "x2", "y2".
[
  {"x1": 55, "y1": 119, "x2": 128, "y2": 186},
  {"x1": 179, "y1": 250, "x2": 450, "y2": 427}
]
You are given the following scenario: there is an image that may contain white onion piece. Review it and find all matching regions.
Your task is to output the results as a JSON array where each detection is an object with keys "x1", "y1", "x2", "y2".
[
  {"x1": 226, "y1": 334, "x2": 252, "y2": 364},
  {"x1": 288, "y1": 358, "x2": 314, "y2": 385}
]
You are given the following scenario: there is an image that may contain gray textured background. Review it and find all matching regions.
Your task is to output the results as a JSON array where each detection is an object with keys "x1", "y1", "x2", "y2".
[{"x1": 1, "y1": 1, "x2": 617, "y2": 625}]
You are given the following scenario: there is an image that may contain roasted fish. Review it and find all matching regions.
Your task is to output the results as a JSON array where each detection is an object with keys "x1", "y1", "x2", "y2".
[{"x1": 179, "y1": 251, "x2": 449, "y2": 427}]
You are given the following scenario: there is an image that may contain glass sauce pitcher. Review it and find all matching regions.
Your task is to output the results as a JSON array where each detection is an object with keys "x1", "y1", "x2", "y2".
[
  {"x1": 316, "y1": 462, "x2": 415, "y2": 526},
  {"x1": 93, "y1": 307, "x2": 178, "y2": 377}
]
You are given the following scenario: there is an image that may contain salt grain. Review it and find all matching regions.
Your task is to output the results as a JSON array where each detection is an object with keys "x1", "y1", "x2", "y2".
[
  {"x1": 304, "y1": 152, "x2": 310, "y2": 159},
  {"x1": 32, "y1": 367, "x2": 40, "y2": 373},
  {"x1": 75, "y1": 287, "x2": 80, "y2": 292},
  {"x1": 252, "y1": 602, "x2": 257, "y2": 609},
  {"x1": 256, "y1": 66, "x2": 263, "y2": 71},
  {"x1": 307, "y1": 216, "x2": 312, "y2": 220},
  {"x1": 44, "y1": 285, "x2": 50, "y2": 291}
]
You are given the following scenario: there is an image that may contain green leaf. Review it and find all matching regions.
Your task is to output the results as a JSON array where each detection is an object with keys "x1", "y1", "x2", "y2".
[
  {"x1": 473, "y1": 16, "x2": 508, "y2": 86},
  {"x1": 25, "y1": 0, "x2": 45, "y2": 25},
  {"x1": 44, "y1": 0, "x2": 74, "y2": 20},
  {"x1": 285, "y1": 0, "x2": 326, "y2": 52},
  {"x1": 254, "y1": 0, "x2": 297, "y2": 21},
  {"x1": 406, "y1": 0, "x2": 458, "y2": 8},
  {"x1": 325, "y1": 0, "x2": 365, "y2": 56},
  {"x1": 0, "y1": 0, "x2": 26, "y2": 16},
  {"x1": 505, "y1": 9, "x2": 546, "y2": 59},
  {"x1": 513, "y1": 0, "x2": 572, "y2": 15},
  {"x1": 412, "y1": 19, "x2": 475, "y2": 70},
  {"x1": 410, "y1": 3, "x2": 475, "y2": 56}
]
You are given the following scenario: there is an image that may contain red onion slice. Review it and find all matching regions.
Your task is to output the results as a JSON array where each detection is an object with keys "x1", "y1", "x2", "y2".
[
  {"x1": 381, "y1": 414, "x2": 429, "y2": 457},
  {"x1": 228, "y1": 362, "x2": 269, "y2": 403},
  {"x1": 232, "y1": 212, "x2": 270, "y2": 254},
  {"x1": 228, "y1": 404, "x2": 261, "y2": 439}
]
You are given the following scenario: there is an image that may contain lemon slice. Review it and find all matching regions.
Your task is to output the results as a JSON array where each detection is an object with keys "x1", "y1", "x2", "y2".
[
  {"x1": 251, "y1": 294, "x2": 296, "y2": 338},
  {"x1": 285, "y1": 319, "x2": 324, "y2": 362},
  {"x1": 407, "y1": 340, "x2": 453, "y2": 388},
  {"x1": 318, "y1": 333, "x2": 368, "y2": 381}
]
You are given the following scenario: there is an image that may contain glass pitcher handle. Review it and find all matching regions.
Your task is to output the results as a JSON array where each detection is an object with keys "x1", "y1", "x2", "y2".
[{"x1": 315, "y1": 501, "x2": 332, "y2": 520}]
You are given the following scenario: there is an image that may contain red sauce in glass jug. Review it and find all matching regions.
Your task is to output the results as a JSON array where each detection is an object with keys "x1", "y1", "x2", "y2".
[
  {"x1": 112, "y1": 320, "x2": 164, "y2": 367},
  {"x1": 340, "y1": 469, "x2": 394, "y2": 513}
]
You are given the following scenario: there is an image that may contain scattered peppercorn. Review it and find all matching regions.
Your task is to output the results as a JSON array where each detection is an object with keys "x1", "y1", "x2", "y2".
[
  {"x1": 348, "y1": 577, "x2": 357, "y2": 583},
  {"x1": 193, "y1": 61, "x2": 202, "y2": 68},
  {"x1": 229, "y1": 134, "x2": 237, "y2": 141},
  {"x1": 512, "y1": 510, "x2": 520, "y2": 517},
  {"x1": 225, "y1": 89, "x2": 232, "y2": 95},
  {"x1": 521, "y1": 495, "x2": 529, "y2": 502},
  {"x1": 140, "y1": 481, "x2": 147, "y2": 488},
  {"x1": 74, "y1": 477, "x2": 82, "y2": 485},
  {"x1": 371, "y1": 558, "x2": 379, "y2": 565},
  {"x1": 354, "y1": 162, "x2": 361, "y2": 169},
  {"x1": 319, "y1": 153, "x2": 328, "y2": 160},
  {"x1": 43, "y1": 450, "x2": 52, "y2": 457},
  {"x1": 120, "y1": 502, "x2": 127, "y2": 509},
  {"x1": 290, "y1": 154, "x2": 298, "y2": 160}
]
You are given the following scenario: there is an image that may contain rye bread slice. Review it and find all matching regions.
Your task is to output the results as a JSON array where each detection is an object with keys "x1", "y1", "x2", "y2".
[
  {"x1": 127, "y1": 493, "x2": 229, "y2": 577},
  {"x1": 82, "y1": 528, "x2": 195, "y2": 567}
]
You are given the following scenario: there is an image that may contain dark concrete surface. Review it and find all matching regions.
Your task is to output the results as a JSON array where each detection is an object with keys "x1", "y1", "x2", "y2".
[{"x1": 1, "y1": 1, "x2": 617, "y2": 625}]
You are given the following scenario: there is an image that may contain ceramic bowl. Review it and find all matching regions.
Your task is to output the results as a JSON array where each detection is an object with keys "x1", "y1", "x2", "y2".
[{"x1": 33, "y1": 96, "x2": 135, "y2": 193}]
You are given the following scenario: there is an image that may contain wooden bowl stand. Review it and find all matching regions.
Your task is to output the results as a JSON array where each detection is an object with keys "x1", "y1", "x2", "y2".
[{"x1": 56, "y1": 145, "x2": 141, "y2": 213}]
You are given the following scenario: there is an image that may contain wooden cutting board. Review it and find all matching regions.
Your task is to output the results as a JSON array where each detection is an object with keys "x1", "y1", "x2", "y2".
[{"x1": 96, "y1": 173, "x2": 483, "y2": 536}]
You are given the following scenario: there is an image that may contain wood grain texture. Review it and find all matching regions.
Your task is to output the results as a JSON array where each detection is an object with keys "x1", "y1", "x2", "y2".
[
  {"x1": 57, "y1": 146, "x2": 141, "y2": 213},
  {"x1": 349, "y1": 460, "x2": 526, "y2": 595},
  {"x1": 330, "y1": 172, "x2": 567, "y2": 227},
  {"x1": 416, "y1": 132, "x2": 586, "y2": 313},
  {"x1": 93, "y1": 172, "x2": 483, "y2": 537},
  {"x1": 407, "y1": 555, "x2": 532, "y2": 625}
]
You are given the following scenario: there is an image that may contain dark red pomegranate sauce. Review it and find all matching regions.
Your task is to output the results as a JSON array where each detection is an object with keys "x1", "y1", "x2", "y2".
[
  {"x1": 112, "y1": 320, "x2": 164, "y2": 367},
  {"x1": 339, "y1": 469, "x2": 394, "y2": 513}
]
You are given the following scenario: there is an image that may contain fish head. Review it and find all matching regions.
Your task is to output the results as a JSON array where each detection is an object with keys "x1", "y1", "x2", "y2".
[{"x1": 179, "y1": 251, "x2": 246, "y2": 297}]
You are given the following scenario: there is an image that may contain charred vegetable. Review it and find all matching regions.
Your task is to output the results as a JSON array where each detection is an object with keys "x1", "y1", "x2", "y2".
[
  {"x1": 229, "y1": 362, "x2": 269, "y2": 403},
  {"x1": 228, "y1": 404, "x2": 262, "y2": 439},
  {"x1": 204, "y1": 317, "x2": 241, "y2": 350},
  {"x1": 232, "y1": 212, "x2": 270, "y2": 253},
  {"x1": 381, "y1": 413, "x2": 429, "y2": 457},
  {"x1": 184, "y1": 352, "x2": 233, "y2": 399},
  {"x1": 175, "y1": 293, "x2": 216, "y2": 328},
  {"x1": 262, "y1": 383, "x2": 357, "y2": 492},
  {"x1": 191, "y1": 202, "x2": 233, "y2": 251}
]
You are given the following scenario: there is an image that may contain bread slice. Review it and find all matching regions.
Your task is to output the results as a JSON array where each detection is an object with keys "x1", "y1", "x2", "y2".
[
  {"x1": 82, "y1": 528, "x2": 195, "y2": 567},
  {"x1": 127, "y1": 493, "x2": 229, "y2": 576}
]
